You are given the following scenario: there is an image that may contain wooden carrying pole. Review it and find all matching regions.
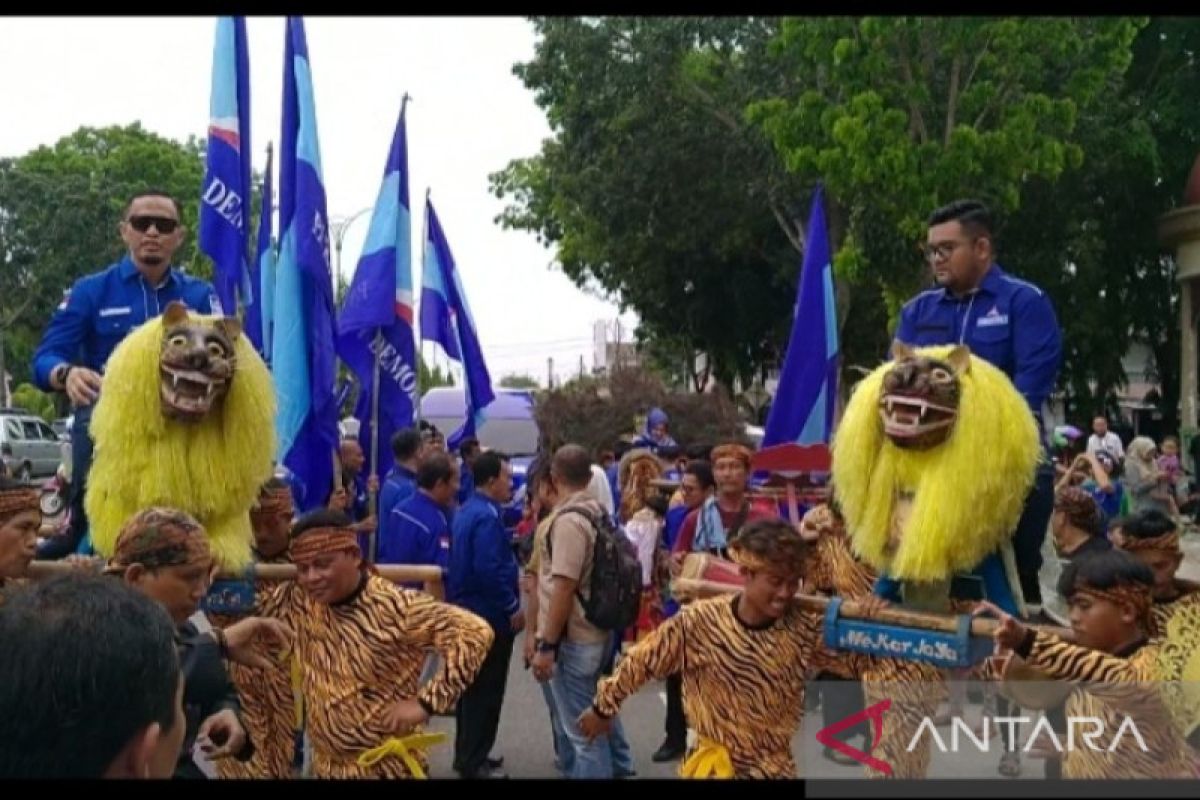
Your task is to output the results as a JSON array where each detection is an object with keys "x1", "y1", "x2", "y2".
[
  {"x1": 671, "y1": 577, "x2": 1061, "y2": 639},
  {"x1": 27, "y1": 560, "x2": 445, "y2": 601}
]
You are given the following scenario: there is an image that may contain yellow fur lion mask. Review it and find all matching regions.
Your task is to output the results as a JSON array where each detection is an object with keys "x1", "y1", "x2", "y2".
[
  {"x1": 85, "y1": 307, "x2": 277, "y2": 570},
  {"x1": 831, "y1": 344, "x2": 1040, "y2": 582}
]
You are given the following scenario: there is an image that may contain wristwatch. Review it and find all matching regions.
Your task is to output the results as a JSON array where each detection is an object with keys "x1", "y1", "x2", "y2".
[
  {"x1": 535, "y1": 638, "x2": 560, "y2": 654},
  {"x1": 53, "y1": 363, "x2": 74, "y2": 390}
]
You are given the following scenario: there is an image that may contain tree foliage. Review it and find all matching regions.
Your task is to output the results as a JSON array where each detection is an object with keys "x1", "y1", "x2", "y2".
[
  {"x1": 0, "y1": 124, "x2": 210, "y2": 390},
  {"x1": 496, "y1": 16, "x2": 1200, "y2": 428},
  {"x1": 534, "y1": 366, "x2": 746, "y2": 456}
]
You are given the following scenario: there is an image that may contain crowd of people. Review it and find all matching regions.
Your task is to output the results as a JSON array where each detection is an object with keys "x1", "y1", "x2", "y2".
[{"x1": 0, "y1": 190, "x2": 1197, "y2": 781}]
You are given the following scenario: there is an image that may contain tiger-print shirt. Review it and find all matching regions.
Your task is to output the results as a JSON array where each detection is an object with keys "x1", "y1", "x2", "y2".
[
  {"x1": 807, "y1": 531, "x2": 876, "y2": 599},
  {"x1": 805, "y1": 528, "x2": 947, "y2": 779},
  {"x1": 1150, "y1": 587, "x2": 1200, "y2": 746},
  {"x1": 260, "y1": 572, "x2": 493, "y2": 778},
  {"x1": 1023, "y1": 630, "x2": 1197, "y2": 779},
  {"x1": 594, "y1": 594, "x2": 822, "y2": 778},
  {"x1": 1151, "y1": 584, "x2": 1200, "y2": 640},
  {"x1": 207, "y1": 552, "x2": 296, "y2": 779}
]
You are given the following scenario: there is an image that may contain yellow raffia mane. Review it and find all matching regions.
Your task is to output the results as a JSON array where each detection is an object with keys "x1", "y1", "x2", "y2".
[
  {"x1": 85, "y1": 313, "x2": 276, "y2": 570},
  {"x1": 831, "y1": 345, "x2": 1040, "y2": 582}
]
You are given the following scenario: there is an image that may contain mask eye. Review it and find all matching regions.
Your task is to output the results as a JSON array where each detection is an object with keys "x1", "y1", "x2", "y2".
[
  {"x1": 931, "y1": 367, "x2": 952, "y2": 382},
  {"x1": 206, "y1": 341, "x2": 228, "y2": 359},
  {"x1": 168, "y1": 334, "x2": 188, "y2": 349}
]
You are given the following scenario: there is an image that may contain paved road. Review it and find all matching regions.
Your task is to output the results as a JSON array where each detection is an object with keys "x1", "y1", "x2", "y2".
[
  {"x1": 422, "y1": 631, "x2": 1045, "y2": 780},
  {"x1": 422, "y1": 530, "x2": 1200, "y2": 780}
]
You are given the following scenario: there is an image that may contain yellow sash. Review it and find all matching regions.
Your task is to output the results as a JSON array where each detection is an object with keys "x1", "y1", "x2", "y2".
[
  {"x1": 356, "y1": 732, "x2": 448, "y2": 778},
  {"x1": 679, "y1": 738, "x2": 735, "y2": 779}
]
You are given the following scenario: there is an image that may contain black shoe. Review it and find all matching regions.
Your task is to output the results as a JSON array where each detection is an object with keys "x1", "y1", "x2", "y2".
[
  {"x1": 486, "y1": 755, "x2": 504, "y2": 770},
  {"x1": 652, "y1": 739, "x2": 687, "y2": 763}
]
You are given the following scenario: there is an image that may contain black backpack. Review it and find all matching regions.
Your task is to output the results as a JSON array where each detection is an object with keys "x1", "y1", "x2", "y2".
[{"x1": 547, "y1": 505, "x2": 642, "y2": 631}]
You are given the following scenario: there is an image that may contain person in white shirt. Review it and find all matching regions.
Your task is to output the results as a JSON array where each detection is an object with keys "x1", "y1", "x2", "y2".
[{"x1": 1086, "y1": 415, "x2": 1125, "y2": 462}]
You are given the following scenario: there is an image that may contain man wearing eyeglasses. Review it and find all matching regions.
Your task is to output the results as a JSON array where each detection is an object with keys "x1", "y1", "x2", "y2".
[
  {"x1": 893, "y1": 198, "x2": 1062, "y2": 616},
  {"x1": 31, "y1": 190, "x2": 220, "y2": 559}
]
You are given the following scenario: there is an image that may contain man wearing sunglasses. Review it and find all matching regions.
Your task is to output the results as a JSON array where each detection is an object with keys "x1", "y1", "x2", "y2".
[
  {"x1": 31, "y1": 190, "x2": 220, "y2": 559},
  {"x1": 892, "y1": 199, "x2": 1062, "y2": 618}
]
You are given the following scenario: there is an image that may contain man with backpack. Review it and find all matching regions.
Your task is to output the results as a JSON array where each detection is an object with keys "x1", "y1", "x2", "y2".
[{"x1": 530, "y1": 444, "x2": 640, "y2": 779}]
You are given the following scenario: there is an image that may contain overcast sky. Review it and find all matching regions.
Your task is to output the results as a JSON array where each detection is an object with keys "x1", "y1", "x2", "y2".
[{"x1": 0, "y1": 16, "x2": 637, "y2": 386}]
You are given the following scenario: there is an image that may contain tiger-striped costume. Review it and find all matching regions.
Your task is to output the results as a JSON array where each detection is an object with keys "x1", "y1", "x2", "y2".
[
  {"x1": 1020, "y1": 630, "x2": 1196, "y2": 778},
  {"x1": 594, "y1": 594, "x2": 823, "y2": 778},
  {"x1": 1151, "y1": 587, "x2": 1200, "y2": 748},
  {"x1": 206, "y1": 552, "x2": 296, "y2": 779},
  {"x1": 802, "y1": 509, "x2": 944, "y2": 779},
  {"x1": 260, "y1": 572, "x2": 493, "y2": 778}
]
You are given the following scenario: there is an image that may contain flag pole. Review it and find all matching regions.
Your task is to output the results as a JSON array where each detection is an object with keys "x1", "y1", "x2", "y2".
[{"x1": 415, "y1": 187, "x2": 431, "y2": 428}]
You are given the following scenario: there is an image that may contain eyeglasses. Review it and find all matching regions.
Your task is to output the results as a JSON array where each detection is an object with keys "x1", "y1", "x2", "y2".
[
  {"x1": 922, "y1": 239, "x2": 972, "y2": 264},
  {"x1": 128, "y1": 215, "x2": 180, "y2": 234}
]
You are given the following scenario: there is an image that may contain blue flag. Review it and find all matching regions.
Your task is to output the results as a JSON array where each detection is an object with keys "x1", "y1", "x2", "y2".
[
  {"x1": 420, "y1": 199, "x2": 495, "y2": 449},
  {"x1": 245, "y1": 143, "x2": 274, "y2": 359},
  {"x1": 762, "y1": 184, "x2": 839, "y2": 447},
  {"x1": 199, "y1": 16, "x2": 252, "y2": 315},
  {"x1": 336, "y1": 98, "x2": 418, "y2": 481},
  {"x1": 273, "y1": 17, "x2": 339, "y2": 511}
]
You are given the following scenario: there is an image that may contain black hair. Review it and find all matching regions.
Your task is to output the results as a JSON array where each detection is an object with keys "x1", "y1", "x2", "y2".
[
  {"x1": 644, "y1": 494, "x2": 669, "y2": 518},
  {"x1": 290, "y1": 509, "x2": 354, "y2": 540},
  {"x1": 684, "y1": 459, "x2": 716, "y2": 491},
  {"x1": 472, "y1": 450, "x2": 509, "y2": 486},
  {"x1": 391, "y1": 428, "x2": 422, "y2": 462},
  {"x1": 1056, "y1": 548, "x2": 1155, "y2": 600},
  {"x1": 417, "y1": 453, "x2": 456, "y2": 490},
  {"x1": 612, "y1": 440, "x2": 634, "y2": 460},
  {"x1": 729, "y1": 517, "x2": 809, "y2": 576},
  {"x1": 685, "y1": 443, "x2": 713, "y2": 461},
  {"x1": 658, "y1": 444, "x2": 683, "y2": 460},
  {"x1": 0, "y1": 574, "x2": 181, "y2": 778},
  {"x1": 928, "y1": 199, "x2": 993, "y2": 241},
  {"x1": 1120, "y1": 509, "x2": 1178, "y2": 541},
  {"x1": 123, "y1": 189, "x2": 183, "y2": 220},
  {"x1": 459, "y1": 437, "x2": 482, "y2": 460}
]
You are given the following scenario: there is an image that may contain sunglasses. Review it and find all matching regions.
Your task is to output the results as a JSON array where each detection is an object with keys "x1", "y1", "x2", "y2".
[{"x1": 127, "y1": 215, "x2": 180, "y2": 234}]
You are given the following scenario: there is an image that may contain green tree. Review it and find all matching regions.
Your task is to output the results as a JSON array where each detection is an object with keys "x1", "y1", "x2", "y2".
[
  {"x1": 491, "y1": 17, "x2": 806, "y2": 390},
  {"x1": 419, "y1": 354, "x2": 454, "y2": 393},
  {"x1": 9, "y1": 383, "x2": 57, "y2": 422},
  {"x1": 1001, "y1": 17, "x2": 1200, "y2": 429},
  {"x1": 0, "y1": 124, "x2": 217, "y2": 400},
  {"x1": 748, "y1": 17, "x2": 1144, "y2": 324},
  {"x1": 499, "y1": 373, "x2": 540, "y2": 390}
]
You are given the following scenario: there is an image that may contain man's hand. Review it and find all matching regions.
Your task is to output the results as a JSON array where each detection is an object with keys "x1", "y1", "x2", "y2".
[
  {"x1": 531, "y1": 649, "x2": 555, "y2": 683},
  {"x1": 367, "y1": 475, "x2": 380, "y2": 494},
  {"x1": 973, "y1": 600, "x2": 1028, "y2": 653},
  {"x1": 197, "y1": 709, "x2": 247, "y2": 761},
  {"x1": 578, "y1": 708, "x2": 613, "y2": 742},
  {"x1": 64, "y1": 367, "x2": 103, "y2": 407},
  {"x1": 327, "y1": 487, "x2": 349, "y2": 511},
  {"x1": 522, "y1": 634, "x2": 536, "y2": 668},
  {"x1": 62, "y1": 554, "x2": 104, "y2": 573},
  {"x1": 510, "y1": 610, "x2": 525, "y2": 635},
  {"x1": 382, "y1": 698, "x2": 430, "y2": 735},
  {"x1": 851, "y1": 594, "x2": 890, "y2": 619},
  {"x1": 669, "y1": 551, "x2": 686, "y2": 578},
  {"x1": 222, "y1": 617, "x2": 293, "y2": 669},
  {"x1": 353, "y1": 516, "x2": 378, "y2": 534}
]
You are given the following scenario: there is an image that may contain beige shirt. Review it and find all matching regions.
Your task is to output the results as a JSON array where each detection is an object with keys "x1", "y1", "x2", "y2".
[{"x1": 536, "y1": 490, "x2": 607, "y2": 644}]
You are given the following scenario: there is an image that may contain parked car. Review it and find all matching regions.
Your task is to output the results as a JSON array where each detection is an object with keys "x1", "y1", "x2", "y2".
[
  {"x1": 420, "y1": 388, "x2": 540, "y2": 529},
  {"x1": 0, "y1": 408, "x2": 65, "y2": 481},
  {"x1": 51, "y1": 416, "x2": 73, "y2": 442}
]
